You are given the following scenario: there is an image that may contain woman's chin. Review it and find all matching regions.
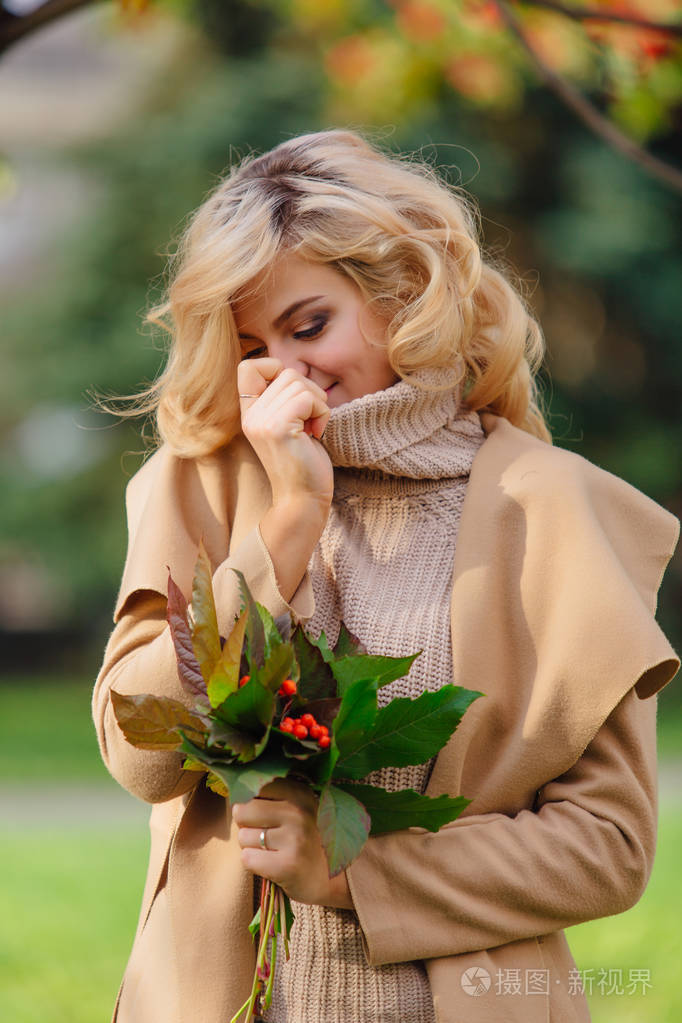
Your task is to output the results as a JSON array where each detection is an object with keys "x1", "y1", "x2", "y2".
[{"x1": 325, "y1": 384, "x2": 343, "y2": 408}]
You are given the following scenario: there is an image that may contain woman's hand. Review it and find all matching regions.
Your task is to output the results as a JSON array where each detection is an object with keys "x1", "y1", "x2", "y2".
[
  {"x1": 237, "y1": 357, "x2": 334, "y2": 512},
  {"x1": 232, "y1": 778, "x2": 353, "y2": 910}
]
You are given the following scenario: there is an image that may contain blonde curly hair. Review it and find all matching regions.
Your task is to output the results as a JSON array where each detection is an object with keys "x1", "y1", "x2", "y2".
[{"x1": 129, "y1": 129, "x2": 550, "y2": 456}]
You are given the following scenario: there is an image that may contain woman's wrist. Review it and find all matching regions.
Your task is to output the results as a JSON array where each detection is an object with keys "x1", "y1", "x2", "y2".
[
  {"x1": 324, "y1": 869, "x2": 354, "y2": 910},
  {"x1": 260, "y1": 497, "x2": 330, "y2": 604}
]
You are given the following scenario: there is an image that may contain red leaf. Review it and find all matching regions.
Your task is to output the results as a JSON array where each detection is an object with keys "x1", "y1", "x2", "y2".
[{"x1": 166, "y1": 569, "x2": 207, "y2": 697}]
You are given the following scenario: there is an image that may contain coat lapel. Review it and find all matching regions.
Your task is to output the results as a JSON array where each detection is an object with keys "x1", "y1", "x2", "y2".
[{"x1": 429, "y1": 413, "x2": 679, "y2": 813}]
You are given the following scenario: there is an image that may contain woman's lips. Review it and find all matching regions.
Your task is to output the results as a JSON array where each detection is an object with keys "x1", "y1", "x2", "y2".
[{"x1": 325, "y1": 384, "x2": 337, "y2": 395}]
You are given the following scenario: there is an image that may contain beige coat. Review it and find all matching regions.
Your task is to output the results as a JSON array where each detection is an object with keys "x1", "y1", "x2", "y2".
[{"x1": 93, "y1": 413, "x2": 680, "y2": 1023}]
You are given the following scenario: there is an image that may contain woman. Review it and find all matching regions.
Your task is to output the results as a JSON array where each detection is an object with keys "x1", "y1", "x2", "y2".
[{"x1": 92, "y1": 130, "x2": 679, "y2": 1023}]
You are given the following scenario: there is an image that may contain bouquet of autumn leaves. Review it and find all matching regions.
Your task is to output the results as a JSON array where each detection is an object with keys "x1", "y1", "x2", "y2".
[{"x1": 111, "y1": 543, "x2": 481, "y2": 1023}]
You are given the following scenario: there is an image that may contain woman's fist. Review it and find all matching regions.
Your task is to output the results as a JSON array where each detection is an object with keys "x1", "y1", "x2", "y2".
[
  {"x1": 237, "y1": 357, "x2": 333, "y2": 511},
  {"x1": 232, "y1": 779, "x2": 353, "y2": 909}
]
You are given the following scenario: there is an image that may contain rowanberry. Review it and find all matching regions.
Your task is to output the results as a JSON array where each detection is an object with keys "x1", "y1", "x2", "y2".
[
  {"x1": 239, "y1": 675, "x2": 250, "y2": 687},
  {"x1": 279, "y1": 678, "x2": 297, "y2": 697},
  {"x1": 318, "y1": 734, "x2": 331, "y2": 749},
  {"x1": 309, "y1": 724, "x2": 322, "y2": 740},
  {"x1": 318, "y1": 724, "x2": 329, "y2": 737},
  {"x1": 301, "y1": 713, "x2": 315, "y2": 729},
  {"x1": 280, "y1": 717, "x2": 294, "y2": 733},
  {"x1": 293, "y1": 723, "x2": 308, "y2": 740}
]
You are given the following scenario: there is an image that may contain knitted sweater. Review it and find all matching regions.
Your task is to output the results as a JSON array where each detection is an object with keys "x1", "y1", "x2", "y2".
[{"x1": 262, "y1": 371, "x2": 485, "y2": 1023}]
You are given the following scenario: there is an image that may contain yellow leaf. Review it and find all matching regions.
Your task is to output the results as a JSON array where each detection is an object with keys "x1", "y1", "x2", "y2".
[{"x1": 206, "y1": 771, "x2": 230, "y2": 799}]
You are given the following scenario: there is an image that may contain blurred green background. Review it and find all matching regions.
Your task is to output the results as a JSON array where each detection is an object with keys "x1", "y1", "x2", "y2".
[{"x1": 1, "y1": 1, "x2": 680, "y2": 1020}]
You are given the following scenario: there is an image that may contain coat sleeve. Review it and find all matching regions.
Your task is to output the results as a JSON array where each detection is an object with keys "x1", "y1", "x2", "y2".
[
  {"x1": 346, "y1": 680, "x2": 662, "y2": 965},
  {"x1": 92, "y1": 523, "x2": 314, "y2": 805}
]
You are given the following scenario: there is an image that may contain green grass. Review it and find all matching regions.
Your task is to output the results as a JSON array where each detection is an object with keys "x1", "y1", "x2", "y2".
[
  {"x1": 1, "y1": 827, "x2": 149, "y2": 1023},
  {"x1": 0, "y1": 676, "x2": 110, "y2": 782},
  {"x1": 567, "y1": 809, "x2": 682, "y2": 1023},
  {"x1": 656, "y1": 703, "x2": 682, "y2": 759}
]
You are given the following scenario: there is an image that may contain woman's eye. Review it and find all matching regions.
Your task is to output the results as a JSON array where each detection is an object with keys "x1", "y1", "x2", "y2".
[
  {"x1": 242, "y1": 345, "x2": 267, "y2": 360},
  {"x1": 293, "y1": 315, "x2": 327, "y2": 340}
]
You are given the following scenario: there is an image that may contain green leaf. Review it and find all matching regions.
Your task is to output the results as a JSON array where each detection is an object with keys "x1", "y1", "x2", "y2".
[
  {"x1": 224, "y1": 610, "x2": 249, "y2": 671},
  {"x1": 309, "y1": 625, "x2": 366, "y2": 663},
  {"x1": 248, "y1": 907, "x2": 261, "y2": 940},
  {"x1": 280, "y1": 890, "x2": 294, "y2": 941},
  {"x1": 257, "y1": 602, "x2": 288, "y2": 659},
  {"x1": 223, "y1": 609, "x2": 248, "y2": 671},
  {"x1": 332, "y1": 677, "x2": 378, "y2": 757},
  {"x1": 179, "y1": 732, "x2": 291, "y2": 802},
  {"x1": 204, "y1": 751, "x2": 290, "y2": 806},
  {"x1": 207, "y1": 609, "x2": 250, "y2": 708},
  {"x1": 166, "y1": 571, "x2": 206, "y2": 697},
  {"x1": 214, "y1": 676, "x2": 275, "y2": 754},
  {"x1": 206, "y1": 667, "x2": 236, "y2": 710},
  {"x1": 291, "y1": 625, "x2": 336, "y2": 701},
  {"x1": 205, "y1": 771, "x2": 229, "y2": 798},
  {"x1": 334, "y1": 686, "x2": 482, "y2": 780},
  {"x1": 207, "y1": 718, "x2": 269, "y2": 763},
  {"x1": 279, "y1": 730, "x2": 325, "y2": 760},
  {"x1": 331, "y1": 651, "x2": 421, "y2": 695},
  {"x1": 333, "y1": 623, "x2": 366, "y2": 658},
  {"x1": 259, "y1": 642, "x2": 296, "y2": 694},
  {"x1": 110, "y1": 691, "x2": 207, "y2": 751},
  {"x1": 232, "y1": 569, "x2": 265, "y2": 669},
  {"x1": 191, "y1": 541, "x2": 222, "y2": 685},
  {"x1": 311, "y1": 629, "x2": 334, "y2": 663},
  {"x1": 335, "y1": 783, "x2": 471, "y2": 835},
  {"x1": 317, "y1": 784, "x2": 370, "y2": 876}
]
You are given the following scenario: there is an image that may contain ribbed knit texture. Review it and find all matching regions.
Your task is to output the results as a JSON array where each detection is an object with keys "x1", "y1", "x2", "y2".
[{"x1": 262, "y1": 370, "x2": 485, "y2": 1023}]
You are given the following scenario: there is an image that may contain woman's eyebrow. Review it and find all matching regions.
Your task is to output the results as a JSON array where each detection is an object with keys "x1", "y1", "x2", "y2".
[
  {"x1": 273, "y1": 296, "x2": 325, "y2": 328},
  {"x1": 239, "y1": 296, "x2": 326, "y2": 340}
]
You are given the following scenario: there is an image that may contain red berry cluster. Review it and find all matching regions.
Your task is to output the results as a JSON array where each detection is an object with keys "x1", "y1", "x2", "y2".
[{"x1": 280, "y1": 712, "x2": 331, "y2": 749}]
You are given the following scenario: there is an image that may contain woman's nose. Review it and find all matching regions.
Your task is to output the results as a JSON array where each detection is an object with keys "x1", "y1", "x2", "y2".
[{"x1": 267, "y1": 339, "x2": 310, "y2": 377}]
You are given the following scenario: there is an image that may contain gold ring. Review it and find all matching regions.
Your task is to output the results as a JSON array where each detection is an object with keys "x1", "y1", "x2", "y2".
[
  {"x1": 259, "y1": 829, "x2": 268, "y2": 850},
  {"x1": 239, "y1": 393, "x2": 259, "y2": 399}
]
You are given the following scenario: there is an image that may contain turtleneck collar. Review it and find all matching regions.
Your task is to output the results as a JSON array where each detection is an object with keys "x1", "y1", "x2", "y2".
[{"x1": 320, "y1": 367, "x2": 484, "y2": 480}]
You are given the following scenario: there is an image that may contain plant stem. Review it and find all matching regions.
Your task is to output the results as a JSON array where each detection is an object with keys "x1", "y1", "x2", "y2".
[
  {"x1": 231, "y1": 879, "x2": 276, "y2": 1023},
  {"x1": 264, "y1": 916, "x2": 278, "y2": 1008},
  {"x1": 278, "y1": 887, "x2": 291, "y2": 960}
]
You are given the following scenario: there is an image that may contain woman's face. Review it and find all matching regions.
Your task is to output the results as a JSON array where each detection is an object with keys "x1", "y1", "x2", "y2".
[{"x1": 232, "y1": 253, "x2": 398, "y2": 408}]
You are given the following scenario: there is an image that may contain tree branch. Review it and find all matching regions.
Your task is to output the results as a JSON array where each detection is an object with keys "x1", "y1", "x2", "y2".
[
  {"x1": 0, "y1": 0, "x2": 96, "y2": 55},
  {"x1": 513, "y1": 0, "x2": 682, "y2": 36},
  {"x1": 495, "y1": 0, "x2": 682, "y2": 194}
]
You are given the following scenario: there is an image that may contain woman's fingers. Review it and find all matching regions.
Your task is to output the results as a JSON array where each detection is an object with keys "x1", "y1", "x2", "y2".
[
  {"x1": 237, "y1": 826, "x2": 281, "y2": 851},
  {"x1": 236, "y1": 356, "x2": 283, "y2": 398},
  {"x1": 259, "y1": 777, "x2": 319, "y2": 811},
  {"x1": 237, "y1": 360, "x2": 327, "y2": 407},
  {"x1": 308, "y1": 406, "x2": 331, "y2": 439},
  {"x1": 258, "y1": 379, "x2": 328, "y2": 435},
  {"x1": 251, "y1": 367, "x2": 328, "y2": 414},
  {"x1": 232, "y1": 796, "x2": 287, "y2": 829},
  {"x1": 238, "y1": 363, "x2": 329, "y2": 437}
]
